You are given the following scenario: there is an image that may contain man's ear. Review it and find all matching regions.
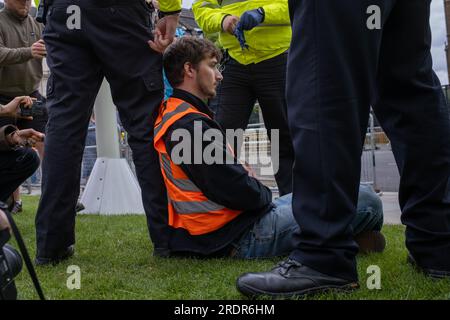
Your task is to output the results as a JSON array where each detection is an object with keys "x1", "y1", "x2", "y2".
[{"x1": 183, "y1": 62, "x2": 195, "y2": 79}]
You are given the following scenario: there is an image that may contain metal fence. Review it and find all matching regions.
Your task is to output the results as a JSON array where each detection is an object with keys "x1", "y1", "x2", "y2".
[{"x1": 24, "y1": 116, "x2": 379, "y2": 196}]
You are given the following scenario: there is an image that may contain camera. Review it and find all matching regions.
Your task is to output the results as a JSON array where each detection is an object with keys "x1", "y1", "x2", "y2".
[
  {"x1": 19, "y1": 100, "x2": 46, "y2": 118},
  {"x1": 0, "y1": 222, "x2": 23, "y2": 300}
]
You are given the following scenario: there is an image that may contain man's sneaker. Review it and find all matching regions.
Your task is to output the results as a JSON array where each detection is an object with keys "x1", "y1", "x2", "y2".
[
  {"x1": 407, "y1": 253, "x2": 450, "y2": 280},
  {"x1": 10, "y1": 201, "x2": 23, "y2": 214},
  {"x1": 236, "y1": 258, "x2": 359, "y2": 299},
  {"x1": 35, "y1": 245, "x2": 75, "y2": 266},
  {"x1": 354, "y1": 230, "x2": 386, "y2": 254}
]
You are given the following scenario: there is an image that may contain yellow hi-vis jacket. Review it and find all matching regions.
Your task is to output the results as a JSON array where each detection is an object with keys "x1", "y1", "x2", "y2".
[
  {"x1": 158, "y1": 0, "x2": 182, "y2": 14},
  {"x1": 192, "y1": 0, "x2": 291, "y2": 65}
]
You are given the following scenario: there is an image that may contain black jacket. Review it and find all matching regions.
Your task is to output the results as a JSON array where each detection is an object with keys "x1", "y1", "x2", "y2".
[{"x1": 162, "y1": 89, "x2": 273, "y2": 256}]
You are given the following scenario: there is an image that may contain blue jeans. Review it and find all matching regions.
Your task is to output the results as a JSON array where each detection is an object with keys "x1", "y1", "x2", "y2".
[{"x1": 231, "y1": 184, "x2": 383, "y2": 259}]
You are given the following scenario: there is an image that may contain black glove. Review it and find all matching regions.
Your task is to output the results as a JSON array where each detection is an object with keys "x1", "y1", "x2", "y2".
[
  {"x1": 238, "y1": 8, "x2": 265, "y2": 31},
  {"x1": 234, "y1": 28, "x2": 248, "y2": 50}
]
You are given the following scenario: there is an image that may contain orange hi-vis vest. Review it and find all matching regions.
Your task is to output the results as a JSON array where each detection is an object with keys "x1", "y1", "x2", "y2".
[{"x1": 154, "y1": 97, "x2": 243, "y2": 236}]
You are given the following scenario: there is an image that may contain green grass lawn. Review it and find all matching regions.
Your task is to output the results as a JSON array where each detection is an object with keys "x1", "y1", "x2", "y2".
[{"x1": 10, "y1": 196, "x2": 450, "y2": 300}]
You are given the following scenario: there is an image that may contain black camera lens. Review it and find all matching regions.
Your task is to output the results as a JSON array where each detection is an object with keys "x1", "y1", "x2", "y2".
[{"x1": 3, "y1": 244, "x2": 23, "y2": 278}]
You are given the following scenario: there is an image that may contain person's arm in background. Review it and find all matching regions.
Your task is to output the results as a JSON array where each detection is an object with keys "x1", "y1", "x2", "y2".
[
  {"x1": 148, "y1": 0, "x2": 182, "y2": 53},
  {"x1": 237, "y1": 0, "x2": 289, "y2": 32},
  {"x1": 0, "y1": 125, "x2": 18, "y2": 151},
  {"x1": 165, "y1": 116, "x2": 273, "y2": 212},
  {"x1": 0, "y1": 30, "x2": 46, "y2": 67},
  {"x1": 0, "y1": 96, "x2": 33, "y2": 118},
  {"x1": 192, "y1": 0, "x2": 237, "y2": 34},
  {"x1": 259, "y1": 0, "x2": 289, "y2": 25},
  {"x1": 0, "y1": 125, "x2": 44, "y2": 151}
]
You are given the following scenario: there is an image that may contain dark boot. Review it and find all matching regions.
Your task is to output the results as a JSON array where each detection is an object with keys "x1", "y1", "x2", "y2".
[{"x1": 236, "y1": 258, "x2": 359, "y2": 299}]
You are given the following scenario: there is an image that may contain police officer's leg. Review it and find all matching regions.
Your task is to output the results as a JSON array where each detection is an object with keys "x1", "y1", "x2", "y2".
[
  {"x1": 252, "y1": 53, "x2": 294, "y2": 196},
  {"x1": 236, "y1": 0, "x2": 396, "y2": 298},
  {"x1": 373, "y1": 0, "x2": 450, "y2": 272},
  {"x1": 285, "y1": 0, "x2": 396, "y2": 282},
  {"x1": 85, "y1": 2, "x2": 170, "y2": 254},
  {"x1": 214, "y1": 59, "x2": 256, "y2": 154},
  {"x1": 36, "y1": 7, "x2": 104, "y2": 257}
]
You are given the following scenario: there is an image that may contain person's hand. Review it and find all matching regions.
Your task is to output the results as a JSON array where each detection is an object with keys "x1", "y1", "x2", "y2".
[
  {"x1": 242, "y1": 161, "x2": 257, "y2": 179},
  {"x1": 0, "y1": 96, "x2": 33, "y2": 119},
  {"x1": 238, "y1": 8, "x2": 264, "y2": 31},
  {"x1": 0, "y1": 210, "x2": 11, "y2": 234},
  {"x1": 148, "y1": 14, "x2": 179, "y2": 53},
  {"x1": 151, "y1": 0, "x2": 160, "y2": 10},
  {"x1": 7, "y1": 129, "x2": 44, "y2": 148},
  {"x1": 31, "y1": 39, "x2": 47, "y2": 59},
  {"x1": 222, "y1": 15, "x2": 239, "y2": 34}
]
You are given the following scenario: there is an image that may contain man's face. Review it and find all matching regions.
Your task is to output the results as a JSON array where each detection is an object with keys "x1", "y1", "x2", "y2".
[
  {"x1": 194, "y1": 56, "x2": 223, "y2": 99},
  {"x1": 5, "y1": 0, "x2": 31, "y2": 19}
]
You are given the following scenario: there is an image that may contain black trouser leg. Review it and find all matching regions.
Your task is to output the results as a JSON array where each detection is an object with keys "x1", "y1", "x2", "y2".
[
  {"x1": 374, "y1": 0, "x2": 450, "y2": 271},
  {"x1": 214, "y1": 59, "x2": 256, "y2": 135},
  {"x1": 0, "y1": 149, "x2": 40, "y2": 202},
  {"x1": 36, "y1": 4, "x2": 104, "y2": 256},
  {"x1": 287, "y1": 0, "x2": 395, "y2": 281},
  {"x1": 253, "y1": 53, "x2": 294, "y2": 196},
  {"x1": 214, "y1": 56, "x2": 294, "y2": 195},
  {"x1": 86, "y1": 3, "x2": 170, "y2": 253},
  {"x1": 37, "y1": 0, "x2": 169, "y2": 256}
]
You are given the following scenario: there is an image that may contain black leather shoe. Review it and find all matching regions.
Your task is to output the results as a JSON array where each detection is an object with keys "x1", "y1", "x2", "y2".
[
  {"x1": 407, "y1": 253, "x2": 450, "y2": 280},
  {"x1": 35, "y1": 245, "x2": 75, "y2": 266},
  {"x1": 236, "y1": 258, "x2": 359, "y2": 299}
]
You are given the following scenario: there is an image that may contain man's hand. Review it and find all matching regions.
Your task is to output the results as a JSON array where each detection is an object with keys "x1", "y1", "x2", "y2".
[
  {"x1": 148, "y1": 14, "x2": 180, "y2": 53},
  {"x1": 31, "y1": 39, "x2": 47, "y2": 59},
  {"x1": 0, "y1": 210, "x2": 11, "y2": 234},
  {"x1": 0, "y1": 96, "x2": 33, "y2": 119},
  {"x1": 7, "y1": 129, "x2": 44, "y2": 148},
  {"x1": 222, "y1": 15, "x2": 239, "y2": 35}
]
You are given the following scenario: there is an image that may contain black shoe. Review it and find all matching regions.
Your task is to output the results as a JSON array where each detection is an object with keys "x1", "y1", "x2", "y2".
[
  {"x1": 236, "y1": 258, "x2": 359, "y2": 299},
  {"x1": 35, "y1": 245, "x2": 75, "y2": 266},
  {"x1": 354, "y1": 230, "x2": 386, "y2": 254},
  {"x1": 407, "y1": 253, "x2": 450, "y2": 280}
]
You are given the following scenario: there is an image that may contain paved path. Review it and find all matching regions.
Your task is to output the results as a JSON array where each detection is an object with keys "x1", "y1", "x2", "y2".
[{"x1": 380, "y1": 192, "x2": 401, "y2": 225}]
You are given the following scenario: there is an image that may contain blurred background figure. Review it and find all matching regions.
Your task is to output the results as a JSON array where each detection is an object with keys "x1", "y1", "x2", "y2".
[{"x1": 0, "y1": 0, "x2": 47, "y2": 214}]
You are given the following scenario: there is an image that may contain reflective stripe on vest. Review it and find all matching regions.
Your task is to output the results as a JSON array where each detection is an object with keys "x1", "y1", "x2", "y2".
[
  {"x1": 160, "y1": 154, "x2": 201, "y2": 192},
  {"x1": 171, "y1": 199, "x2": 225, "y2": 215},
  {"x1": 154, "y1": 102, "x2": 191, "y2": 139}
]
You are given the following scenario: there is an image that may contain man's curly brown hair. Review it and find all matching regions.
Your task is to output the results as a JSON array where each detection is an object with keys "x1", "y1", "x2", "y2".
[{"x1": 163, "y1": 37, "x2": 222, "y2": 87}]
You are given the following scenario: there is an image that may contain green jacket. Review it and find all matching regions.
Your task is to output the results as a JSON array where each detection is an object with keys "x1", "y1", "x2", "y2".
[{"x1": 193, "y1": 0, "x2": 291, "y2": 65}]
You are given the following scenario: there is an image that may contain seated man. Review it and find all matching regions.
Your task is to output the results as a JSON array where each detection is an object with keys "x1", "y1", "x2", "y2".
[
  {"x1": 154, "y1": 37, "x2": 384, "y2": 259},
  {"x1": 0, "y1": 96, "x2": 43, "y2": 203}
]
